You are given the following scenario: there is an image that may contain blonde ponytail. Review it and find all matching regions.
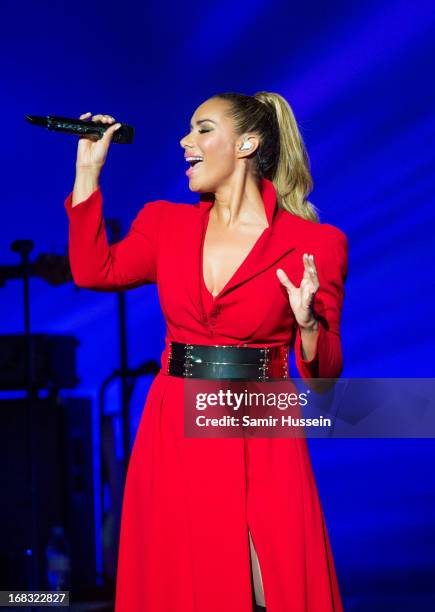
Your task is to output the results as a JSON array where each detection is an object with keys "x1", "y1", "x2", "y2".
[{"x1": 253, "y1": 92, "x2": 319, "y2": 222}]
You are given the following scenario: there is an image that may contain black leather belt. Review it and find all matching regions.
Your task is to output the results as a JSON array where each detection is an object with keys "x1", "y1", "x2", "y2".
[{"x1": 167, "y1": 341, "x2": 289, "y2": 381}]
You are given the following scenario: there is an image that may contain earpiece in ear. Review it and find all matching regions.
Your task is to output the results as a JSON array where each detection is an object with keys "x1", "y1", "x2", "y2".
[{"x1": 239, "y1": 140, "x2": 252, "y2": 151}]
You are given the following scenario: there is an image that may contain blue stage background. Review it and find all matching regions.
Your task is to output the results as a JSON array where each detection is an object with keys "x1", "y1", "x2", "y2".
[{"x1": 1, "y1": 0, "x2": 435, "y2": 608}]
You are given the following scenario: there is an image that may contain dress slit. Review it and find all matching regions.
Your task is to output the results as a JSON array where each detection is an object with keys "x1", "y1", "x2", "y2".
[{"x1": 249, "y1": 528, "x2": 266, "y2": 608}]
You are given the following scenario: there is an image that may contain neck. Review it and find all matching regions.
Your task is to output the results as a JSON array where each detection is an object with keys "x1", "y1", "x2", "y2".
[{"x1": 211, "y1": 170, "x2": 266, "y2": 229}]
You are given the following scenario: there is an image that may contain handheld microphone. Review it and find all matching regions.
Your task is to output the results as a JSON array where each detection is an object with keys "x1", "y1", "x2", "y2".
[{"x1": 25, "y1": 114, "x2": 134, "y2": 144}]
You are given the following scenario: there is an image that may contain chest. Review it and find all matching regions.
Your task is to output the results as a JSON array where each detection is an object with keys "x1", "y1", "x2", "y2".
[
  {"x1": 202, "y1": 216, "x2": 268, "y2": 298},
  {"x1": 156, "y1": 205, "x2": 298, "y2": 344}
]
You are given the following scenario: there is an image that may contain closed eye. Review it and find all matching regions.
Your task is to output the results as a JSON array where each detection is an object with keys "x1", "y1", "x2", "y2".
[{"x1": 183, "y1": 127, "x2": 212, "y2": 139}]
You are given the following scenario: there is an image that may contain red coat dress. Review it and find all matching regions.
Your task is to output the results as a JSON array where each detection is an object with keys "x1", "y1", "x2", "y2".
[{"x1": 64, "y1": 177, "x2": 348, "y2": 612}]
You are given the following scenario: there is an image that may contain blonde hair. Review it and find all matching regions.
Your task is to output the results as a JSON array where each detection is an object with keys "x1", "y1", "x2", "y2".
[{"x1": 211, "y1": 91, "x2": 319, "y2": 222}]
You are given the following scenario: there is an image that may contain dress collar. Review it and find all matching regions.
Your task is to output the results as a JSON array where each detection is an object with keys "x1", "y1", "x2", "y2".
[{"x1": 198, "y1": 177, "x2": 278, "y2": 227}]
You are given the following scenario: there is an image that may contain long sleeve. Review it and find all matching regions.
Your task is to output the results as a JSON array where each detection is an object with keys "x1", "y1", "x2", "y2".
[
  {"x1": 294, "y1": 225, "x2": 348, "y2": 379},
  {"x1": 64, "y1": 187, "x2": 167, "y2": 291}
]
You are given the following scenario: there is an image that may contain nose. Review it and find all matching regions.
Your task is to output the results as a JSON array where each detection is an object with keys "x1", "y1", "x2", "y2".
[{"x1": 179, "y1": 132, "x2": 193, "y2": 149}]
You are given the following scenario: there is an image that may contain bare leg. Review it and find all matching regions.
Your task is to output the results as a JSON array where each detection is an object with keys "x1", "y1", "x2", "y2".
[{"x1": 249, "y1": 530, "x2": 265, "y2": 607}]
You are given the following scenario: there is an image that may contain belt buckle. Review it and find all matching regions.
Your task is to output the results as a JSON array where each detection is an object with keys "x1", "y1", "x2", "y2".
[
  {"x1": 167, "y1": 341, "x2": 173, "y2": 376},
  {"x1": 184, "y1": 343, "x2": 194, "y2": 377},
  {"x1": 282, "y1": 345, "x2": 289, "y2": 378},
  {"x1": 258, "y1": 347, "x2": 270, "y2": 381}
]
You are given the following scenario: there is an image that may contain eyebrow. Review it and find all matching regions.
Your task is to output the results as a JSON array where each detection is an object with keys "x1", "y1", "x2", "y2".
[{"x1": 189, "y1": 119, "x2": 216, "y2": 128}]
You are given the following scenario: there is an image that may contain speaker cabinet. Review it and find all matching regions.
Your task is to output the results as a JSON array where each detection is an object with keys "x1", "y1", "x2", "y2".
[{"x1": 0, "y1": 396, "x2": 96, "y2": 597}]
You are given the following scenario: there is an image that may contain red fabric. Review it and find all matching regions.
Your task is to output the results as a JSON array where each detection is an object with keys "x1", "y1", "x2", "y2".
[{"x1": 64, "y1": 178, "x2": 348, "y2": 612}]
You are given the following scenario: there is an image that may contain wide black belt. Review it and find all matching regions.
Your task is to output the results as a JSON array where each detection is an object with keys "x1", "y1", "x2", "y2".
[{"x1": 167, "y1": 341, "x2": 289, "y2": 381}]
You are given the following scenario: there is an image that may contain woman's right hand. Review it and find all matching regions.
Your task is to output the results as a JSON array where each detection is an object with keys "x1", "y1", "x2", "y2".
[{"x1": 75, "y1": 112, "x2": 122, "y2": 171}]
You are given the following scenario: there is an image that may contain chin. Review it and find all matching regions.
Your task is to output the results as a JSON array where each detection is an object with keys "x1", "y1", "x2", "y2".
[{"x1": 188, "y1": 175, "x2": 213, "y2": 194}]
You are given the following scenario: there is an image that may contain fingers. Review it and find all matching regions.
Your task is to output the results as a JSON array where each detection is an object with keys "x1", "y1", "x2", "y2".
[
  {"x1": 276, "y1": 268, "x2": 296, "y2": 291},
  {"x1": 303, "y1": 253, "x2": 316, "y2": 274},
  {"x1": 102, "y1": 121, "x2": 122, "y2": 142},
  {"x1": 276, "y1": 253, "x2": 318, "y2": 289},
  {"x1": 79, "y1": 112, "x2": 118, "y2": 125},
  {"x1": 277, "y1": 253, "x2": 320, "y2": 296},
  {"x1": 303, "y1": 253, "x2": 319, "y2": 285},
  {"x1": 92, "y1": 114, "x2": 117, "y2": 124},
  {"x1": 78, "y1": 112, "x2": 121, "y2": 141},
  {"x1": 300, "y1": 254, "x2": 319, "y2": 309}
]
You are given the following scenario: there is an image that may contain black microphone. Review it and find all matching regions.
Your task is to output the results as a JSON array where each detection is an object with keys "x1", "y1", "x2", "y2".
[{"x1": 25, "y1": 114, "x2": 134, "y2": 144}]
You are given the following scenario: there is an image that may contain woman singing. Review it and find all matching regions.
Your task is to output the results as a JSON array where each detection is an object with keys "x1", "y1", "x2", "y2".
[{"x1": 64, "y1": 92, "x2": 348, "y2": 612}]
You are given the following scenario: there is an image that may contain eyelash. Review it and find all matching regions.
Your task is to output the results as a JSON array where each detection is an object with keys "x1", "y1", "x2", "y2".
[{"x1": 188, "y1": 128, "x2": 211, "y2": 134}]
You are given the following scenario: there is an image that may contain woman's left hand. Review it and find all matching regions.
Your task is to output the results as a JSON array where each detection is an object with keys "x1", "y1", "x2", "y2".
[{"x1": 276, "y1": 254, "x2": 320, "y2": 330}]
